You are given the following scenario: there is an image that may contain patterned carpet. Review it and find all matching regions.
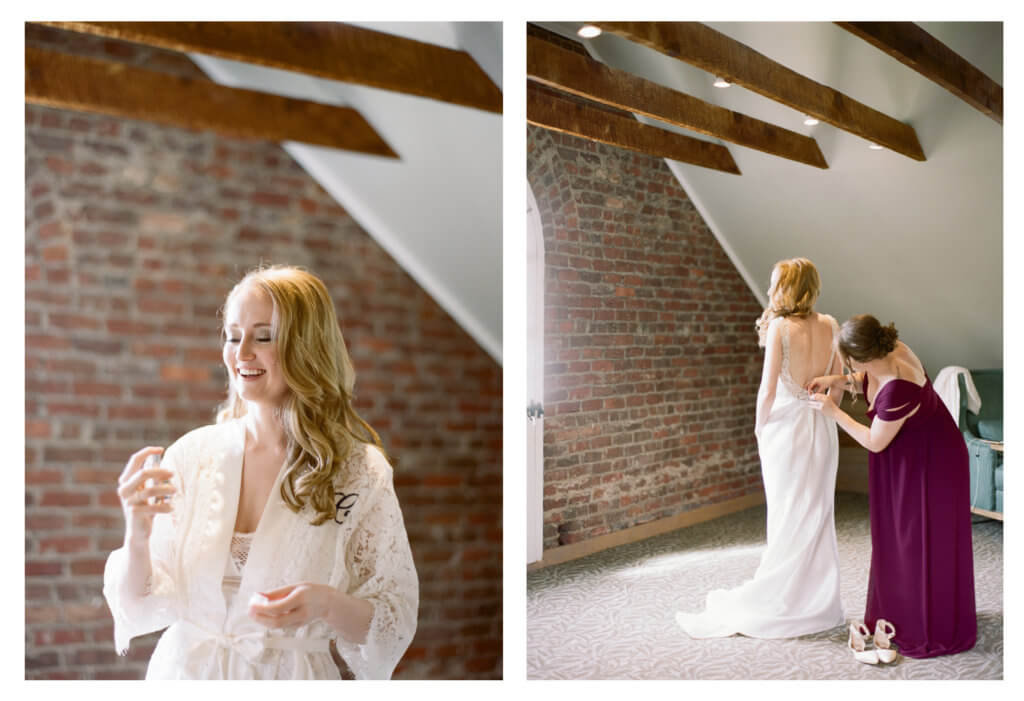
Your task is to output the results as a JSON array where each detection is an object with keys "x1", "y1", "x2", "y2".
[{"x1": 527, "y1": 492, "x2": 1003, "y2": 679}]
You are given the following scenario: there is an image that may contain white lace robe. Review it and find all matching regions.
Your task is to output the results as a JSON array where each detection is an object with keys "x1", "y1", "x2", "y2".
[{"x1": 103, "y1": 418, "x2": 418, "y2": 679}]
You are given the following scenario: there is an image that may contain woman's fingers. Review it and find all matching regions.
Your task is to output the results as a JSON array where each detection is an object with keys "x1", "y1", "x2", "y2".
[
  {"x1": 131, "y1": 483, "x2": 177, "y2": 503},
  {"x1": 117, "y1": 467, "x2": 175, "y2": 494},
  {"x1": 258, "y1": 584, "x2": 299, "y2": 601},
  {"x1": 116, "y1": 447, "x2": 176, "y2": 542},
  {"x1": 249, "y1": 600, "x2": 300, "y2": 618},
  {"x1": 246, "y1": 583, "x2": 333, "y2": 629},
  {"x1": 122, "y1": 488, "x2": 176, "y2": 511},
  {"x1": 807, "y1": 393, "x2": 832, "y2": 411},
  {"x1": 247, "y1": 585, "x2": 315, "y2": 628},
  {"x1": 127, "y1": 499, "x2": 174, "y2": 515},
  {"x1": 248, "y1": 605, "x2": 307, "y2": 629},
  {"x1": 255, "y1": 588, "x2": 304, "y2": 613},
  {"x1": 118, "y1": 446, "x2": 165, "y2": 485},
  {"x1": 116, "y1": 468, "x2": 176, "y2": 503}
]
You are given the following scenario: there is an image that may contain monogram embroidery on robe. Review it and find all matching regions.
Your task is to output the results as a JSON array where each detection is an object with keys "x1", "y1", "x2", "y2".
[{"x1": 334, "y1": 492, "x2": 359, "y2": 524}]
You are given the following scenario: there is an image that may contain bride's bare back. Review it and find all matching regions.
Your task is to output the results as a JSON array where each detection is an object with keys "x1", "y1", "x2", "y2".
[{"x1": 782, "y1": 313, "x2": 839, "y2": 388}]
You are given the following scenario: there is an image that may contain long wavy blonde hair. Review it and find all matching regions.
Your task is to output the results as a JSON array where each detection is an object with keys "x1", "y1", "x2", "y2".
[
  {"x1": 216, "y1": 265, "x2": 386, "y2": 525},
  {"x1": 755, "y1": 257, "x2": 821, "y2": 347}
]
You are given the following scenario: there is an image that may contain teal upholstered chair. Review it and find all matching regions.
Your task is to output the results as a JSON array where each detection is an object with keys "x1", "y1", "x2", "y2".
[{"x1": 958, "y1": 370, "x2": 1003, "y2": 515}]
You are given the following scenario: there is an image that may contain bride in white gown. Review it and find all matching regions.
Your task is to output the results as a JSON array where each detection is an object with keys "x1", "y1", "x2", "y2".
[{"x1": 677, "y1": 258, "x2": 846, "y2": 638}]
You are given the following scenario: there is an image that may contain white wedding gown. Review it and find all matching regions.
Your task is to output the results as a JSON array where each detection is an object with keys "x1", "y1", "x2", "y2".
[{"x1": 676, "y1": 316, "x2": 845, "y2": 638}]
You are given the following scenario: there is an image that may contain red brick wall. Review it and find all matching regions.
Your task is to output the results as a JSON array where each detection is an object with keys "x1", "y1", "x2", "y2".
[
  {"x1": 25, "y1": 102, "x2": 501, "y2": 679},
  {"x1": 527, "y1": 126, "x2": 764, "y2": 551}
]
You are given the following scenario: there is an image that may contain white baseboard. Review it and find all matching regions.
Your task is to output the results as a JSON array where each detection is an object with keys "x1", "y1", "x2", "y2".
[{"x1": 528, "y1": 491, "x2": 766, "y2": 571}]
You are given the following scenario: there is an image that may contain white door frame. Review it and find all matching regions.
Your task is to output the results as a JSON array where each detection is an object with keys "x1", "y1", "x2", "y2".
[{"x1": 526, "y1": 183, "x2": 544, "y2": 564}]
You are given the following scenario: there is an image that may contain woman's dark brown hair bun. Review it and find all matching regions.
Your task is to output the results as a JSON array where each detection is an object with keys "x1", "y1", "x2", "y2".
[{"x1": 838, "y1": 314, "x2": 899, "y2": 363}]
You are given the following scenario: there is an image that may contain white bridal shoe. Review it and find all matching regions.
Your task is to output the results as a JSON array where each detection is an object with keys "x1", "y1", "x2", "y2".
[
  {"x1": 873, "y1": 619, "x2": 899, "y2": 663},
  {"x1": 848, "y1": 622, "x2": 879, "y2": 664}
]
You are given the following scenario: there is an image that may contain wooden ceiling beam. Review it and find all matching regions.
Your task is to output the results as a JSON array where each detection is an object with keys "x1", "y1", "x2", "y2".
[
  {"x1": 527, "y1": 82, "x2": 740, "y2": 175},
  {"x1": 38, "y1": 21, "x2": 502, "y2": 114},
  {"x1": 527, "y1": 34, "x2": 827, "y2": 169},
  {"x1": 836, "y1": 22, "x2": 1002, "y2": 125},
  {"x1": 593, "y1": 22, "x2": 927, "y2": 161},
  {"x1": 25, "y1": 47, "x2": 398, "y2": 158}
]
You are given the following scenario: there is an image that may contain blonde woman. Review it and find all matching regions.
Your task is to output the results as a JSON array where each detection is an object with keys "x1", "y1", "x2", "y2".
[
  {"x1": 677, "y1": 258, "x2": 846, "y2": 638},
  {"x1": 104, "y1": 265, "x2": 418, "y2": 679}
]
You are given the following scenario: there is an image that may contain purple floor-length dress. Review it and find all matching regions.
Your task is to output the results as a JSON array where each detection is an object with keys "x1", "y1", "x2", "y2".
[{"x1": 863, "y1": 374, "x2": 977, "y2": 658}]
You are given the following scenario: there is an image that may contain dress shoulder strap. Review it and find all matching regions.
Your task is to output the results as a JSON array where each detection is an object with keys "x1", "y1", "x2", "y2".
[
  {"x1": 874, "y1": 380, "x2": 923, "y2": 422},
  {"x1": 822, "y1": 314, "x2": 840, "y2": 375}
]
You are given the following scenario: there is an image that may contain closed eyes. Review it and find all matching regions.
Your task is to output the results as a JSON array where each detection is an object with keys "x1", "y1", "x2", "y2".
[{"x1": 224, "y1": 333, "x2": 273, "y2": 344}]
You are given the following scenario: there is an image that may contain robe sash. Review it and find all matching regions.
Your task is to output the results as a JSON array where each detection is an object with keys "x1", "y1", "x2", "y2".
[{"x1": 175, "y1": 620, "x2": 331, "y2": 676}]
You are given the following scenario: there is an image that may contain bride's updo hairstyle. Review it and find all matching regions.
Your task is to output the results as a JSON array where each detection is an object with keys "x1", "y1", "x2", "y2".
[
  {"x1": 838, "y1": 314, "x2": 899, "y2": 365},
  {"x1": 217, "y1": 265, "x2": 386, "y2": 525},
  {"x1": 755, "y1": 257, "x2": 821, "y2": 347}
]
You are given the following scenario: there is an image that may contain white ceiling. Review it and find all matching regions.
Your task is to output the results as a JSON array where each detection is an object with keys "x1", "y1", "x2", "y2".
[
  {"x1": 536, "y1": 21, "x2": 1003, "y2": 374},
  {"x1": 191, "y1": 22, "x2": 503, "y2": 363}
]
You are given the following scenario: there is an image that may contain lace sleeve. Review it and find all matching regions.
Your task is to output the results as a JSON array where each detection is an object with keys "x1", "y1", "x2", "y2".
[
  {"x1": 102, "y1": 441, "x2": 184, "y2": 654},
  {"x1": 332, "y1": 458, "x2": 419, "y2": 680},
  {"x1": 825, "y1": 315, "x2": 845, "y2": 383}
]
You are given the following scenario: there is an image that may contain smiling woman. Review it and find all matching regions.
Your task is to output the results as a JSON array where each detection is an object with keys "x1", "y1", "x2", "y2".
[
  {"x1": 222, "y1": 289, "x2": 287, "y2": 407},
  {"x1": 103, "y1": 265, "x2": 418, "y2": 679}
]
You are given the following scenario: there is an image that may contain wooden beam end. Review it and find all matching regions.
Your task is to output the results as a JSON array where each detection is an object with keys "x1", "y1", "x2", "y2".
[{"x1": 808, "y1": 145, "x2": 829, "y2": 169}]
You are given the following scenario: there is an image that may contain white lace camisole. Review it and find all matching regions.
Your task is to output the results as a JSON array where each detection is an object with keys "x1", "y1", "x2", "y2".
[{"x1": 222, "y1": 531, "x2": 254, "y2": 606}]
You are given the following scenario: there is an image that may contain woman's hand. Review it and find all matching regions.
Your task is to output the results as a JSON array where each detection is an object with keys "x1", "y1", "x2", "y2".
[
  {"x1": 809, "y1": 392, "x2": 839, "y2": 418},
  {"x1": 806, "y1": 375, "x2": 841, "y2": 394},
  {"x1": 247, "y1": 583, "x2": 332, "y2": 629},
  {"x1": 117, "y1": 446, "x2": 176, "y2": 546},
  {"x1": 248, "y1": 582, "x2": 375, "y2": 643}
]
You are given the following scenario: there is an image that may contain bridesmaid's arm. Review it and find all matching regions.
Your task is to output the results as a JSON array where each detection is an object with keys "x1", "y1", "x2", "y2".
[
  {"x1": 811, "y1": 396, "x2": 915, "y2": 453},
  {"x1": 806, "y1": 371, "x2": 861, "y2": 395},
  {"x1": 825, "y1": 354, "x2": 846, "y2": 406},
  {"x1": 844, "y1": 371, "x2": 865, "y2": 396},
  {"x1": 755, "y1": 320, "x2": 783, "y2": 439}
]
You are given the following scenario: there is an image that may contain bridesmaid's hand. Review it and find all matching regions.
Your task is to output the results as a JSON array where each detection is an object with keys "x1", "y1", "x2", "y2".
[
  {"x1": 809, "y1": 392, "x2": 838, "y2": 417},
  {"x1": 805, "y1": 376, "x2": 836, "y2": 394}
]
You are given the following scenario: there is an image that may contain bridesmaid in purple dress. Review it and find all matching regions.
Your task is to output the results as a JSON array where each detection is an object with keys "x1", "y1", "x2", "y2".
[{"x1": 808, "y1": 314, "x2": 976, "y2": 659}]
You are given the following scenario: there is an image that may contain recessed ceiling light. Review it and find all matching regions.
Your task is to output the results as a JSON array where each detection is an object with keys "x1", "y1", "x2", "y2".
[
  {"x1": 869, "y1": 143, "x2": 884, "y2": 150},
  {"x1": 578, "y1": 25, "x2": 602, "y2": 38},
  {"x1": 713, "y1": 76, "x2": 731, "y2": 88},
  {"x1": 803, "y1": 116, "x2": 819, "y2": 126}
]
